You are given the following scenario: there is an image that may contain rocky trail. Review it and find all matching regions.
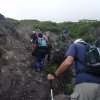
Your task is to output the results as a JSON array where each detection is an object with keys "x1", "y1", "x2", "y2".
[
  {"x1": 0, "y1": 14, "x2": 100, "y2": 100},
  {"x1": 0, "y1": 14, "x2": 71, "y2": 100}
]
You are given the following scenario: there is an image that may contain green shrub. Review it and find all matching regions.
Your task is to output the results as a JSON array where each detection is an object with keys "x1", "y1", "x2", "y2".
[{"x1": 47, "y1": 64, "x2": 59, "y2": 74}]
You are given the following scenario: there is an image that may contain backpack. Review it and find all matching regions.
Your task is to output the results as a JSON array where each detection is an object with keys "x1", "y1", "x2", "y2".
[
  {"x1": 38, "y1": 38, "x2": 47, "y2": 47},
  {"x1": 75, "y1": 43, "x2": 100, "y2": 75},
  {"x1": 85, "y1": 45, "x2": 100, "y2": 75}
]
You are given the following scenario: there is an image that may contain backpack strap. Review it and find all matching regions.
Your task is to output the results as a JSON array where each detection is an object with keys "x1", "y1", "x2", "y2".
[
  {"x1": 74, "y1": 42, "x2": 89, "y2": 66},
  {"x1": 74, "y1": 43, "x2": 88, "y2": 74}
]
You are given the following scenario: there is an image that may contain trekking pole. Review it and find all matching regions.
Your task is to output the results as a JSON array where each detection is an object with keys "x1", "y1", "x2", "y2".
[
  {"x1": 65, "y1": 36, "x2": 72, "y2": 45},
  {"x1": 50, "y1": 80, "x2": 54, "y2": 100}
]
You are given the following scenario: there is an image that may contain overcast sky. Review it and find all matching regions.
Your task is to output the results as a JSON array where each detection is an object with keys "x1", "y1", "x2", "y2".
[{"x1": 0, "y1": 0, "x2": 100, "y2": 23}]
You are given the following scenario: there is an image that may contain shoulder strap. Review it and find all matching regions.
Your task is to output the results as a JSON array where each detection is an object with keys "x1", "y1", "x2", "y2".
[{"x1": 74, "y1": 42, "x2": 89, "y2": 66}]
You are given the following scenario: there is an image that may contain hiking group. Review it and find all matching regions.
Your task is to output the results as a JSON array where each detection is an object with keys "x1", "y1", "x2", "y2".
[
  {"x1": 30, "y1": 30, "x2": 100, "y2": 100},
  {"x1": 31, "y1": 31, "x2": 52, "y2": 71},
  {"x1": 47, "y1": 39, "x2": 100, "y2": 100}
]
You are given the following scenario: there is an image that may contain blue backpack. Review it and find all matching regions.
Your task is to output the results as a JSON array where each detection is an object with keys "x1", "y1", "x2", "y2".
[{"x1": 38, "y1": 38, "x2": 47, "y2": 47}]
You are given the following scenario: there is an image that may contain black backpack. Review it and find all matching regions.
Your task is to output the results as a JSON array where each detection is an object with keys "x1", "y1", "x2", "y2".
[
  {"x1": 75, "y1": 43, "x2": 100, "y2": 75},
  {"x1": 85, "y1": 45, "x2": 100, "y2": 75}
]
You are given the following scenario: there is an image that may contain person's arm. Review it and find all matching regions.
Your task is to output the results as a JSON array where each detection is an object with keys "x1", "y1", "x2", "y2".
[{"x1": 47, "y1": 56, "x2": 74, "y2": 80}]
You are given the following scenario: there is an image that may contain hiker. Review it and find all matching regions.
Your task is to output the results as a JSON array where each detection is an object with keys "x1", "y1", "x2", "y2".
[
  {"x1": 61, "y1": 28, "x2": 69, "y2": 42},
  {"x1": 43, "y1": 32, "x2": 52, "y2": 61},
  {"x1": 31, "y1": 31, "x2": 38, "y2": 43},
  {"x1": 35, "y1": 33, "x2": 48, "y2": 71},
  {"x1": 47, "y1": 39, "x2": 100, "y2": 100},
  {"x1": 62, "y1": 28, "x2": 68, "y2": 36},
  {"x1": 43, "y1": 32, "x2": 49, "y2": 41},
  {"x1": 31, "y1": 31, "x2": 38, "y2": 56}
]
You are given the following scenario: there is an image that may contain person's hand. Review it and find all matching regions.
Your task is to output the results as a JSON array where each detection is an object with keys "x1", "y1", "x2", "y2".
[{"x1": 47, "y1": 74, "x2": 55, "y2": 80}]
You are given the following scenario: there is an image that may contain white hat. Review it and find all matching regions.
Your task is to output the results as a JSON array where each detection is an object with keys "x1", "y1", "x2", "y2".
[
  {"x1": 33, "y1": 31, "x2": 35, "y2": 33},
  {"x1": 74, "y1": 39, "x2": 85, "y2": 43}
]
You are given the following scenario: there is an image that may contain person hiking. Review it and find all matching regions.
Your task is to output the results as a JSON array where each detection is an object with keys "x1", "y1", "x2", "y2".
[
  {"x1": 31, "y1": 31, "x2": 38, "y2": 43},
  {"x1": 35, "y1": 33, "x2": 48, "y2": 71},
  {"x1": 62, "y1": 28, "x2": 68, "y2": 36},
  {"x1": 47, "y1": 39, "x2": 100, "y2": 100},
  {"x1": 31, "y1": 31, "x2": 38, "y2": 56},
  {"x1": 61, "y1": 28, "x2": 69, "y2": 42}
]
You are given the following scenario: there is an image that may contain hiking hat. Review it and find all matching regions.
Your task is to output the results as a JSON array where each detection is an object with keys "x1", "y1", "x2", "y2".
[
  {"x1": 74, "y1": 39, "x2": 85, "y2": 43},
  {"x1": 33, "y1": 31, "x2": 36, "y2": 33}
]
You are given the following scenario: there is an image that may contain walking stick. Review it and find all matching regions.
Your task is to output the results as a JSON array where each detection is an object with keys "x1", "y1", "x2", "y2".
[{"x1": 50, "y1": 80, "x2": 54, "y2": 100}]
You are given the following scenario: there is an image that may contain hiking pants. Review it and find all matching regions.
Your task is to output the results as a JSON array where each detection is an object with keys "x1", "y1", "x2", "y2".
[
  {"x1": 35, "y1": 48, "x2": 47, "y2": 70},
  {"x1": 70, "y1": 83, "x2": 100, "y2": 100}
]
